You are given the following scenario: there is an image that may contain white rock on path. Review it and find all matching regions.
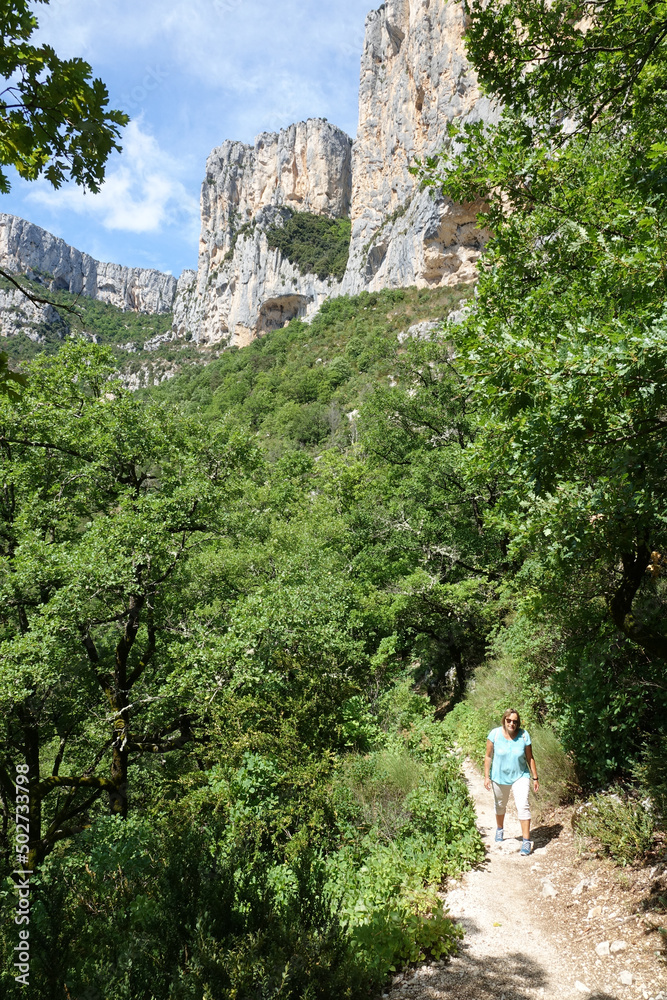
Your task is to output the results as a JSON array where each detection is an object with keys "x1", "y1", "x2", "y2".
[
  {"x1": 610, "y1": 940, "x2": 628, "y2": 954},
  {"x1": 542, "y1": 880, "x2": 558, "y2": 898},
  {"x1": 595, "y1": 941, "x2": 611, "y2": 957},
  {"x1": 575, "y1": 981, "x2": 592, "y2": 993},
  {"x1": 619, "y1": 970, "x2": 634, "y2": 985}
]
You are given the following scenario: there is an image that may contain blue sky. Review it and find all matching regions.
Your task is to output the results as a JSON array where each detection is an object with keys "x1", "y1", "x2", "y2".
[{"x1": 1, "y1": 0, "x2": 373, "y2": 276}]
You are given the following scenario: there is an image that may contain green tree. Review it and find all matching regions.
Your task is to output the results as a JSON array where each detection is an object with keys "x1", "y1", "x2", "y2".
[
  {"x1": 357, "y1": 331, "x2": 505, "y2": 697},
  {"x1": 0, "y1": 344, "x2": 258, "y2": 867},
  {"x1": 0, "y1": 349, "x2": 26, "y2": 399},
  {"x1": 459, "y1": 0, "x2": 667, "y2": 134},
  {"x1": 0, "y1": 0, "x2": 127, "y2": 193},
  {"x1": 413, "y1": 0, "x2": 667, "y2": 759},
  {"x1": 0, "y1": 0, "x2": 128, "y2": 397}
]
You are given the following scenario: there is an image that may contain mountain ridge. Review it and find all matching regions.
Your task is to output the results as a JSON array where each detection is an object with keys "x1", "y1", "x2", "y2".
[{"x1": 0, "y1": 0, "x2": 496, "y2": 358}]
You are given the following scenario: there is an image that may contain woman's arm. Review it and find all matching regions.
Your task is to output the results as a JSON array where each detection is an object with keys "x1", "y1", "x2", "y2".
[
  {"x1": 484, "y1": 739, "x2": 494, "y2": 791},
  {"x1": 525, "y1": 744, "x2": 540, "y2": 791}
]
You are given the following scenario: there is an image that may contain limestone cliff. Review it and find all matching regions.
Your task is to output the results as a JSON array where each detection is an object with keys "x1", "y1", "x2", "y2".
[
  {"x1": 175, "y1": 2, "x2": 495, "y2": 348},
  {"x1": 0, "y1": 284, "x2": 63, "y2": 342},
  {"x1": 341, "y1": 0, "x2": 496, "y2": 294},
  {"x1": 172, "y1": 119, "x2": 352, "y2": 346},
  {"x1": 2, "y1": 1, "x2": 495, "y2": 354},
  {"x1": 0, "y1": 214, "x2": 177, "y2": 314}
]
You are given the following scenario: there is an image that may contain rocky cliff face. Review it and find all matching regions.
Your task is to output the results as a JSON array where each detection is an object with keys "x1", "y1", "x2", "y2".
[
  {"x1": 341, "y1": 0, "x2": 496, "y2": 294},
  {"x1": 0, "y1": 214, "x2": 177, "y2": 314},
  {"x1": 2, "y1": 1, "x2": 494, "y2": 354},
  {"x1": 174, "y1": 2, "x2": 494, "y2": 347},
  {"x1": 173, "y1": 119, "x2": 352, "y2": 346},
  {"x1": 0, "y1": 285, "x2": 62, "y2": 342}
]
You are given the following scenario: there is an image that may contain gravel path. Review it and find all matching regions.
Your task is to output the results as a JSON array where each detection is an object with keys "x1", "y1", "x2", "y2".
[{"x1": 381, "y1": 761, "x2": 665, "y2": 1000}]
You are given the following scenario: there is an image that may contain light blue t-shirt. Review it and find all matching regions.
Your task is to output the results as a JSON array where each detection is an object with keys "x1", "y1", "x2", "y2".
[{"x1": 488, "y1": 726, "x2": 531, "y2": 785}]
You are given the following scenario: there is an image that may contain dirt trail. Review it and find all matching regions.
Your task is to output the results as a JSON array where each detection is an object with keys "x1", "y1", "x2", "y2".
[{"x1": 382, "y1": 761, "x2": 666, "y2": 1000}]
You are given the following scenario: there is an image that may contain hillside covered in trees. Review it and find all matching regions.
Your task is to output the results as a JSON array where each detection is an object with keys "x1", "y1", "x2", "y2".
[{"x1": 1, "y1": 271, "x2": 665, "y2": 994}]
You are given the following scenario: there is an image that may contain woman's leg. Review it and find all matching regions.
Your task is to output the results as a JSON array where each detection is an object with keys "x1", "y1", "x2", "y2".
[
  {"x1": 491, "y1": 782, "x2": 511, "y2": 829},
  {"x1": 512, "y1": 775, "x2": 531, "y2": 840}
]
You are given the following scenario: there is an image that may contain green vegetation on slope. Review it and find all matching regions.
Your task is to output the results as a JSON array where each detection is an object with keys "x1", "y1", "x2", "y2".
[
  {"x1": 0, "y1": 273, "x2": 211, "y2": 390},
  {"x1": 0, "y1": 272, "x2": 174, "y2": 359},
  {"x1": 155, "y1": 284, "x2": 469, "y2": 454},
  {"x1": 415, "y1": 0, "x2": 667, "y2": 868},
  {"x1": 266, "y1": 211, "x2": 352, "y2": 280},
  {"x1": 2, "y1": 247, "x2": 665, "y2": 993},
  {"x1": 0, "y1": 337, "x2": 486, "y2": 1000}
]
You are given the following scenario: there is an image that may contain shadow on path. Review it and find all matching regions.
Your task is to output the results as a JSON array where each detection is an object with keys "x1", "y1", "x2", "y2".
[
  {"x1": 439, "y1": 909, "x2": 622, "y2": 1000},
  {"x1": 440, "y1": 943, "x2": 548, "y2": 998},
  {"x1": 530, "y1": 822, "x2": 563, "y2": 848},
  {"x1": 436, "y1": 940, "x2": 620, "y2": 999}
]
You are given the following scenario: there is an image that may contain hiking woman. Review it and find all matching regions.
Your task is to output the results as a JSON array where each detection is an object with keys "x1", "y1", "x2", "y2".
[{"x1": 483, "y1": 708, "x2": 539, "y2": 856}]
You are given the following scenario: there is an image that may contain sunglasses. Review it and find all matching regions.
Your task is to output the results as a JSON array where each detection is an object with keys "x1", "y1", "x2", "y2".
[{"x1": 506, "y1": 719, "x2": 519, "y2": 726}]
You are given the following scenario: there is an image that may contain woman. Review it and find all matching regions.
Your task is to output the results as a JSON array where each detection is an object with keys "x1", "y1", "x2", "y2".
[{"x1": 483, "y1": 708, "x2": 539, "y2": 856}]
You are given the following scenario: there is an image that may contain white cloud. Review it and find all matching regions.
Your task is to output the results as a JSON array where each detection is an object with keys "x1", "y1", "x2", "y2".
[
  {"x1": 26, "y1": 121, "x2": 200, "y2": 237},
  {"x1": 35, "y1": 0, "x2": 369, "y2": 114}
]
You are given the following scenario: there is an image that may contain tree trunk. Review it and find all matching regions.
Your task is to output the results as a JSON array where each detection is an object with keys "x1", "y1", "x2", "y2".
[
  {"x1": 609, "y1": 543, "x2": 667, "y2": 661},
  {"x1": 110, "y1": 710, "x2": 129, "y2": 818}
]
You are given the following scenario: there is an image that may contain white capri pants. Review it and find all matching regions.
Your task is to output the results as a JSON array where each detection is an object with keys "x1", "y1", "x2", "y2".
[{"x1": 492, "y1": 774, "x2": 531, "y2": 820}]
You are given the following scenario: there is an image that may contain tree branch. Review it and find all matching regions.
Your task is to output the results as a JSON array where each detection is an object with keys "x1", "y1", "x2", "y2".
[
  {"x1": 45, "y1": 789, "x2": 104, "y2": 841},
  {"x1": 80, "y1": 628, "x2": 113, "y2": 698},
  {"x1": 52, "y1": 735, "x2": 68, "y2": 777},
  {"x1": 126, "y1": 612, "x2": 156, "y2": 690},
  {"x1": 0, "y1": 435, "x2": 93, "y2": 463},
  {"x1": 0, "y1": 762, "x2": 15, "y2": 800},
  {"x1": 609, "y1": 544, "x2": 667, "y2": 659},
  {"x1": 115, "y1": 593, "x2": 145, "y2": 684},
  {"x1": 0, "y1": 266, "x2": 83, "y2": 318},
  {"x1": 127, "y1": 715, "x2": 196, "y2": 754},
  {"x1": 35, "y1": 774, "x2": 117, "y2": 795}
]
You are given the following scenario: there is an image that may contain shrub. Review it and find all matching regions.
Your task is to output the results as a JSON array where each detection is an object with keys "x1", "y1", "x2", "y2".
[
  {"x1": 633, "y1": 734, "x2": 667, "y2": 829},
  {"x1": 290, "y1": 403, "x2": 329, "y2": 445},
  {"x1": 329, "y1": 701, "x2": 484, "y2": 979},
  {"x1": 266, "y1": 212, "x2": 352, "y2": 280},
  {"x1": 573, "y1": 789, "x2": 656, "y2": 865},
  {"x1": 497, "y1": 602, "x2": 667, "y2": 788},
  {"x1": 0, "y1": 812, "x2": 373, "y2": 1000},
  {"x1": 337, "y1": 748, "x2": 422, "y2": 840}
]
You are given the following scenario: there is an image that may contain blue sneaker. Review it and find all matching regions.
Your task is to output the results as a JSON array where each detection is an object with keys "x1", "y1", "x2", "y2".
[
  {"x1": 495, "y1": 828, "x2": 504, "y2": 842},
  {"x1": 520, "y1": 839, "x2": 531, "y2": 856}
]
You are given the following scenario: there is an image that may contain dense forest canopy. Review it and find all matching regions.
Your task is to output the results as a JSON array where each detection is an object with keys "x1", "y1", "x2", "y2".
[{"x1": 0, "y1": 0, "x2": 666, "y2": 997}]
